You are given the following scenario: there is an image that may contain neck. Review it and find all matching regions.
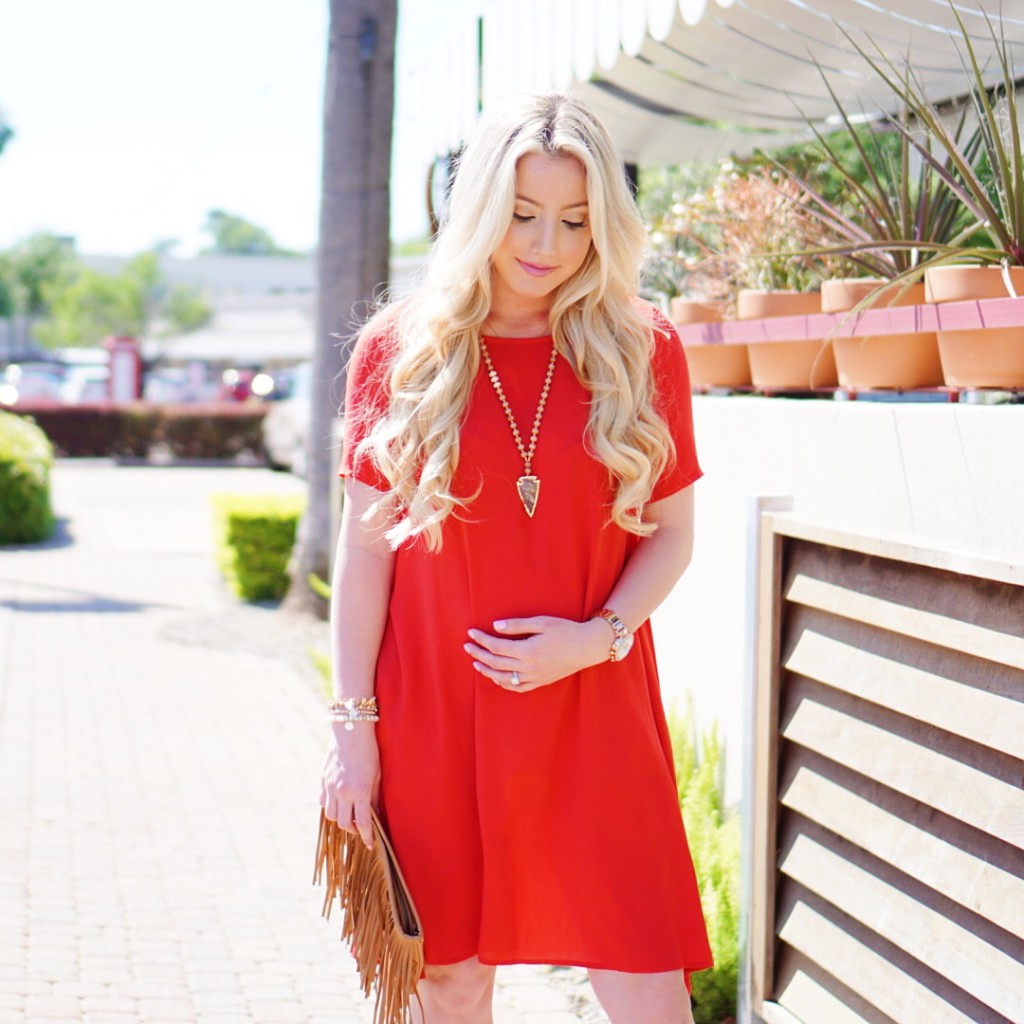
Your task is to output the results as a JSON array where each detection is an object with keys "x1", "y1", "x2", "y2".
[{"x1": 486, "y1": 280, "x2": 553, "y2": 337}]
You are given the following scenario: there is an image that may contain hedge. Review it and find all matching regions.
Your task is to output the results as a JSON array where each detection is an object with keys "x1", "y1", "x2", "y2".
[
  {"x1": 8, "y1": 401, "x2": 268, "y2": 461},
  {"x1": 211, "y1": 492, "x2": 306, "y2": 602},
  {"x1": 0, "y1": 410, "x2": 56, "y2": 544}
]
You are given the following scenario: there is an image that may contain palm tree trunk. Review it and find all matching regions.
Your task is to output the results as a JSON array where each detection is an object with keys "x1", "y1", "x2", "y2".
[{"x1": 284, "y1": 0, "x2": 397, "y2": 617}]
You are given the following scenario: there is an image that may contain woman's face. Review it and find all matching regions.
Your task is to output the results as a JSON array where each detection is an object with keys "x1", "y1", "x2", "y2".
[{"x1": 489, "y1": 152, "x2": 593, "y2": 313}]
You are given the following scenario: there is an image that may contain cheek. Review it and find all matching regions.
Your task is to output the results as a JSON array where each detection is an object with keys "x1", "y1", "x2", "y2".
[{"x1": 567, "y1": 234, "x2": 592, "y2": 270}]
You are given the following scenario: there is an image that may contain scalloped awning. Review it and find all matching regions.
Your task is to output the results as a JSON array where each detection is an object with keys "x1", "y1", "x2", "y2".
[{"x1": 410, "y1": 0, "x2": 1024, "y2": 165}]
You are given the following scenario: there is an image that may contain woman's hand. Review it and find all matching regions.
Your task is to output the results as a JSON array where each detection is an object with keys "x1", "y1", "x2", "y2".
[
  {"x1": 464, "y1": 615, "x2": 612, "y2": 692},
  {"x1": 320, "y1": 726, "x2": 380, "y2": 849}
]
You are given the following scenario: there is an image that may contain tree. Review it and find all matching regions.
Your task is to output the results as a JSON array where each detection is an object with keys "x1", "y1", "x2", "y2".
[
  {"x1": 35, "y1": 251, "x2": 162, "y2": 348},
  {"x1": 29, "y1": 249, "x2": 210, "y2": 347},
  {"x1": 5, "y1": 234, "x2": 77, "y2": 317},
  {"x1": 283, "y1": 0, "x2": 397, "y2": 616},
  {"x1": 202, "y1": 209, "x2": 293, "y2": 255},
  {"x1": 161, "y1": 283, "x2": 214, "y2": 335},
  {"x1": 0, "y1": 109, "x2": 12, "y2": 157}
]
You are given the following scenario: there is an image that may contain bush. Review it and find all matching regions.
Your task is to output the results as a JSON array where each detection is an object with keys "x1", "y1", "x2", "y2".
[
  {"x1": 211, "y1": 492, "x2": 305, "y2": 602},
  {"x1": 670, "y1": 701, "x2": 741, "y2": 1024},
  {"x1": 9, "y1": 401, "x2": 267, "y2": 460},
  {"x1": 0, "y1": 410, "x2": 56, "y2": 544}
]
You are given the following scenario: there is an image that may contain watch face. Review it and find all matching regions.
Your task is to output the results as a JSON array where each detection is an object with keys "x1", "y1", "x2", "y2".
[{"x1": 612, "y1": 633, "x2": 634, "y2": 660}]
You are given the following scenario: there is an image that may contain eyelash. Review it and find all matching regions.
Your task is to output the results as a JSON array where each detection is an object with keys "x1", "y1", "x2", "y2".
[{"x1": 512, "y1": 213, "x2": 587, "y2": 230}]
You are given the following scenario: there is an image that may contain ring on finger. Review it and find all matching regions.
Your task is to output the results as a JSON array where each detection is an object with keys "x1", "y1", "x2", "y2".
[{"x1": 509, "y1": 670, "x2": 521, "y2": 686}]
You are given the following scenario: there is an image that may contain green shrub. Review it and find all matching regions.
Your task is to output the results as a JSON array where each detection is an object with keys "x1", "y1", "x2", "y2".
[
  {"x1": 0, "y1": 410, "x2": 56, "y2": 544},
  {"x1": 670, "y1": 700, "x2": 741, "y2": 1024},
  {"x1": 211, "y1": 492, "x2": 305, "y2": 602}
]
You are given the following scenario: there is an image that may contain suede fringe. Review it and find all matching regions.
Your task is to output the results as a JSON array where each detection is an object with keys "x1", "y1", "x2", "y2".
[{"x1": 314, "y1": 809, "x2": 425, "y2": 1024}]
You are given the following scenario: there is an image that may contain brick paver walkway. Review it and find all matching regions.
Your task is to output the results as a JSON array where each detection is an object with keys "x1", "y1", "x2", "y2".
[{"x1": 0, "y1": 462, "x2": 604, "y2": 1024}]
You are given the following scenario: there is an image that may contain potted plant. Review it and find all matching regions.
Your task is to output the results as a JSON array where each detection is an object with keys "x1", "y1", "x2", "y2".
[
  {"x1": 768, "y1": 71, "x2": 981, "y2": 390},
  {"x1": 848, "y1": 4, "x2": 1024, "y2": 387},
  {"x1": 643, "y1": 173, "x2": 749, "y2": 390},
  {"x1": 681, "y1": 164, "x2": 843, "y2": 390},
  {"x1": 707, "y1": 164, "x2": 840, "y2": 389}
]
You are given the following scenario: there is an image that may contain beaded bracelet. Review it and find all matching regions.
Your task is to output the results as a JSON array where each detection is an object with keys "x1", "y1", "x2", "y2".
[{"x1": 327, "y1": 696, "x2": 380, "y2": 730}]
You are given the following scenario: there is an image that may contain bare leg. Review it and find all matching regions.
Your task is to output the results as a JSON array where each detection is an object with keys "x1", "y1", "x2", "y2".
[
  {"x1": 587, "y1": 968, "x2": 695, "y2": 1024},
  {"x1": 410, "y1": 956, "x2": 497, "y2": 1024}
]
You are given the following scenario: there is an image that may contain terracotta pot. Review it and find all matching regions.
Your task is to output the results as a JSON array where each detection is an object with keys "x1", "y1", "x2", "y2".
[
  {"x1": 924, "y1": 265, "x2": 1024, "y2": 388},
  {"x1": 671, "y1": 299, "x2": 751, "y2": 389},
  {"x1": 822, "y1": 278, "x2": 943, "y2": 389},
  {"x1": 924, "y1": 264, "x2": 1024, "y2": 303},
  {"x1": 737, "y1": 289, "x2": 837, "y2": 389},
  {"x1": 670, "y1": 297, "x2": 725, "y2": 325},
  {"x1": 821, "y1": 278, "x2": 916, "y2": 314},
  {"x1": 737, "y1": 289, "x2": 820, "y2": 320},
  {"x1": 746, "y1": 341, "x2": 836, "y2": 389}
]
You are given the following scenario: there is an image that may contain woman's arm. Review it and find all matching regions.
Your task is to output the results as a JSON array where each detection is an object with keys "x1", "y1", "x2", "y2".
[
  {"x1": 465, "y1": 484, "x2": 695, "y2": 690},
  {"x1": 320, "y1": 478, "x2": 396, "y2": 848}
]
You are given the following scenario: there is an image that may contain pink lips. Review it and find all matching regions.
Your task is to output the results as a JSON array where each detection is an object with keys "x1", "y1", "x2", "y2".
[{"x1": 516, "y1": 258, "x2": 556, "y2": 277}]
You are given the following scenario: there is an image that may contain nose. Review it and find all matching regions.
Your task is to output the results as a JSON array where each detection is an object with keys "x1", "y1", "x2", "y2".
[{"x1": 532, "y1": 217, "x2": 557, "y2": 257}]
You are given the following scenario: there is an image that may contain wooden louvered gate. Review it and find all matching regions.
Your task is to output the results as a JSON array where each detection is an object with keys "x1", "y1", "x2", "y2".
[{"x1": 749, "y1": 516, "x2": 1024, "y2": 1024}]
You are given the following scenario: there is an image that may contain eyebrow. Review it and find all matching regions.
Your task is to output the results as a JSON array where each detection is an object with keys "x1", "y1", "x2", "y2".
[{"x1": 515, "y1": 194, "x2": 589, "y2": 211}]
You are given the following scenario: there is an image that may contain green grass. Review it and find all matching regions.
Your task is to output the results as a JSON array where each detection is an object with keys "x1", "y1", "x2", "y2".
[{"x1": 669, "y1": 700, "x2": 741, "y2": 1023}]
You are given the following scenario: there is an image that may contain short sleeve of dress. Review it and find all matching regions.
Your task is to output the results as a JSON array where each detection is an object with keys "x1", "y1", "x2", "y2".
[
  {"x1": 649, "y1": 309, "x2": 702, "y2": 502},
  {"x1": 337, "y1": 328, "x2": 394, "y2": 491}
]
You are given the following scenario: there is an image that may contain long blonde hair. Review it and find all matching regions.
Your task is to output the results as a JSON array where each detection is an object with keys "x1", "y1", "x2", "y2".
[{"x1": 353, "y1": 93, "x2": 675, "y2": 550}]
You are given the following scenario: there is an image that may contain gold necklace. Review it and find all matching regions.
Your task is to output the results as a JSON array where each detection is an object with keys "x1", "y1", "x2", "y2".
[{"x1": 479, "y1": 340, "x2": 558, "y2": 517}]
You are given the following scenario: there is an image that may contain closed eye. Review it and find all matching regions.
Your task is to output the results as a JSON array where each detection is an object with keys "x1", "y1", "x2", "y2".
[
  {"x1": 512, "y1": 213, "x2": 534, "y2": 223},
  {"x1": 563, "y1": 220, "x2": 587, "y2": 230}
]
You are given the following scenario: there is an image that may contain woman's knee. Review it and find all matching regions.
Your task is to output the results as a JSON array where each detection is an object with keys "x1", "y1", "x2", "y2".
[{"x1": 422, "y1": 957, "x2": 495, "y2": 1012}]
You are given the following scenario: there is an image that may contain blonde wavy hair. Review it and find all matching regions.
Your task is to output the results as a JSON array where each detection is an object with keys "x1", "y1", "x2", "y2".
[{"x1": 353, "y1": 92, "x2": 675, "y2": 550}]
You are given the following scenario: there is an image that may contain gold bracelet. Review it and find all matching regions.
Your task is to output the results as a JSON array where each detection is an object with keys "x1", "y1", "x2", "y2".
[
  {"x1": 327, "y1": 696, "x2": 379, "y2": 730},
  {"x1": 327, "y1": 696, "x2": 378, "y2": 715}
]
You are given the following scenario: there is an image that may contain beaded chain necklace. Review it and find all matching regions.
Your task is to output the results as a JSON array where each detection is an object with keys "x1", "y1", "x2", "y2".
[{"x1": 478, "y1": 339, "x2": 558, "y2": 518}]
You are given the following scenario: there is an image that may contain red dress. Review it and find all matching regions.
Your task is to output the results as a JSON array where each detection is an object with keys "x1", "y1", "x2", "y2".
[{"x1": 340, "y1": 311, "x2": 713, "y2": 979}]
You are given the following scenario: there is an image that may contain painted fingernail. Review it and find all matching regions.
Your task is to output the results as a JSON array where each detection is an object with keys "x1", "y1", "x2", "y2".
[{"x1": 493, "y1": 620, "x2": 506, "y2": 630}]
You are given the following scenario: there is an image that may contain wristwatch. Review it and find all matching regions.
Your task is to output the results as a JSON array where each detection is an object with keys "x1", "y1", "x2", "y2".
[{"x1": 595, "y1": 608, "x2": 634, "y2": 662}]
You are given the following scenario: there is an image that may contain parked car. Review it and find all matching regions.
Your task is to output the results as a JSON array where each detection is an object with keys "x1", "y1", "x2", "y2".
[
  {"x1": 0, "y1": 361, "x2": 66, "y2": 406},
  {"x1": 60, "y1": 364, "x2": 109, "y2": 404},
  {"x1": 261, "y1": 362, "x2": 311, "y2": 475}
]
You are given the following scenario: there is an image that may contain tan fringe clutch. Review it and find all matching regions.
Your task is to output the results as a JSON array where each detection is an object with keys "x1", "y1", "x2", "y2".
[{"x1": 314, "y1": 809, "x2": 425, "y2": 1024}]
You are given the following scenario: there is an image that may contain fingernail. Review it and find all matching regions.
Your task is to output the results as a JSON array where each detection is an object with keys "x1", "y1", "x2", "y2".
[{"x1": 494, "y1": 620, "x2": 506, "y2": 630}]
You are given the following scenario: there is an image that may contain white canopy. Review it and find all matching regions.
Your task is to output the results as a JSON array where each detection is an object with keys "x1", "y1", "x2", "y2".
[{"x1": 410, "y1": 0, "x2": 1024, "y2": 165}]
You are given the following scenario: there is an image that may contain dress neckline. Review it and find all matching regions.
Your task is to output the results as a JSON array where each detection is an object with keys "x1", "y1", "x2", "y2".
[{"x1": 480, "y1": 333, "x2": 554, "y2": 344}]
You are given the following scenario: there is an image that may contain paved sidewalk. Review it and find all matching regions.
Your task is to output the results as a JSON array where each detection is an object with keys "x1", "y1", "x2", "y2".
[{"x1": 0, "y1": 462, "x2": 606, "y2": 1024}]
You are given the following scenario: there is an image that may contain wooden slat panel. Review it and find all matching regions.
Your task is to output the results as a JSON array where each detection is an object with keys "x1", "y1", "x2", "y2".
[
  {"x1": 782, "y1": 698, "x2": 1024, "y2": 850},
  {"x1": 779, "y1": 900, "x2": 977, "y2": 1024},
  {"x1": 775, "y1": 970, "x2": 875, "y2": 1024},
  {"x1": 768, "y1": 515, "x2": 1024, "y2": 589},
  {"x1": 785, "y1": 629, "x2": 1024, "y2": 759},
  {"x1": 781, "y1": 766, "x2": 1024, "y2": 938},
  {"x1": 750, "y1": 514, "x2": 787, "y2": 1010},
  {"x1": 761, "y1": 1004, "x2": 808, "y2": 1024},
  {"x1": 780, "y1": 834, "x2": 1024, "y2": 1020},
  {"x1": 761, "y1": 999, "x2": 815, "y2": 1024},
  {"x1": 785, "y1": 573, "x2": 1024, "y2": 671}
]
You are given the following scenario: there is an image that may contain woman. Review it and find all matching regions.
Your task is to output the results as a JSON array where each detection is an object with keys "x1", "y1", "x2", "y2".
[{"x1": 321, "y1": 92, "x2": 712, "y2": 1024}]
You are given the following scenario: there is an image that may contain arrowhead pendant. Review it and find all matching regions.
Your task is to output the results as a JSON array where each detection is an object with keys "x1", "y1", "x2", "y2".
[{"x1": 516, "y1": 475, "x2": 540, "y2": 517}]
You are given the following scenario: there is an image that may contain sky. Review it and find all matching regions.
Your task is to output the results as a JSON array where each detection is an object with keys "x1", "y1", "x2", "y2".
[{"x1": 0, "y1": 0, "x2": 479, "y2": 257}]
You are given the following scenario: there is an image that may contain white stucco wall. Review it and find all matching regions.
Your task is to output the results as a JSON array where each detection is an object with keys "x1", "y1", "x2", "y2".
[{"x1": 652, "y1": 396, "x2": 1024, "y2": 801}]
